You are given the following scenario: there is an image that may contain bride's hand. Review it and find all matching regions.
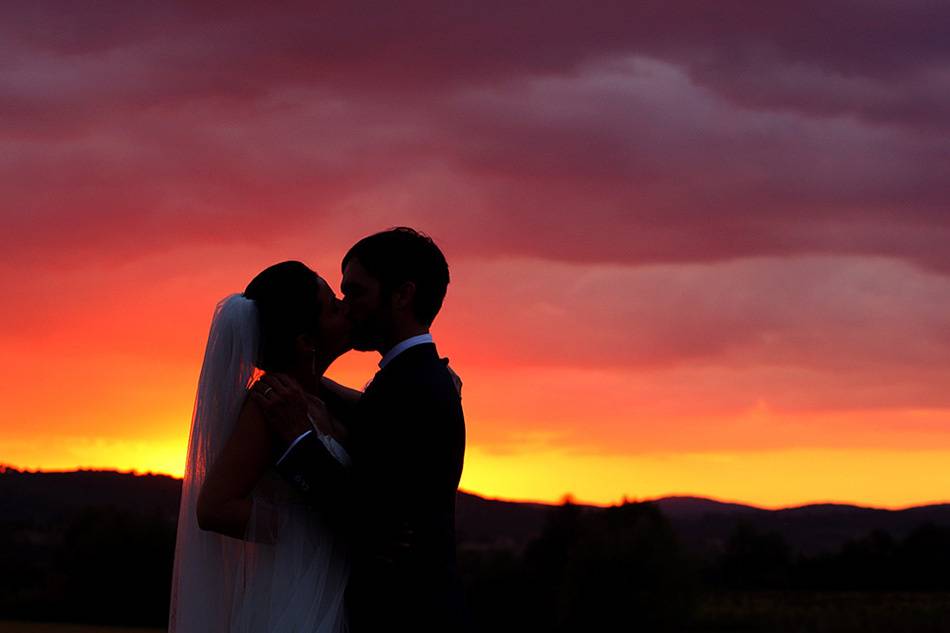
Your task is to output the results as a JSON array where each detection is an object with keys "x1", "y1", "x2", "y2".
[
  {"x1": 251, "y1": 373, "x2": 313, "y2": 447},
  {"x1": 303, "y1": 394, "x2": 348, "y2": 443}
]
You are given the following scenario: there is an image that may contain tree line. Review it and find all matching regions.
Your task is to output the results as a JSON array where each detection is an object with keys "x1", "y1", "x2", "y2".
[{"x1": 3, "y1": 498, "x2": 950, "y2": 630}]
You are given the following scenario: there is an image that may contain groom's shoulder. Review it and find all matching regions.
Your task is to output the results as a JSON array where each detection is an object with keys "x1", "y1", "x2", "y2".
[
  {"x1": 382, "y1": 343, "x2": 440, "y2": 377},
  {"x1": 396, "y1": 359, "x2": 455, "y2": 393},
  {"x1": 386, "y1": 350, "x2": 459, "y2": 399}
]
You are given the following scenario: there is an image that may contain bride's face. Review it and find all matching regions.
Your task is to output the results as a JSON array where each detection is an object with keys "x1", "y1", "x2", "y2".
[{"x1": 314, "y1": 277, "x2": 351, "y2": 359}]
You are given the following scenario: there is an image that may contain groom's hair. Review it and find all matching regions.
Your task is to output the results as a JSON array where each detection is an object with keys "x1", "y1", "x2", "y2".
[
  {"x1": 343, "y1": 227, "x2": 449, "y2": 326},
  {"x1": 243, "y1": 260, "x2": 322, "y2": 372}
]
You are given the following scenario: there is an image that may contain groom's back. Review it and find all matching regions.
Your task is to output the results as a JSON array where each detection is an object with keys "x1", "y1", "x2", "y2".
[{"x1": 347, "y1": 342, "x2": 467, "y2": 632}]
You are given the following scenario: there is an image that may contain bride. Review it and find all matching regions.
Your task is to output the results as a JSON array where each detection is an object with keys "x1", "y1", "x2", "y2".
[{"x1": 168, "y1": 261, "x2": 356, "y2": 633}]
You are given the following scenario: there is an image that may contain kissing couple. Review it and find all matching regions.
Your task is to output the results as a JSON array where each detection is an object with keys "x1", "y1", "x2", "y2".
[{"x1": 168, "y1": 228, "x2": 469, "y2": 632}]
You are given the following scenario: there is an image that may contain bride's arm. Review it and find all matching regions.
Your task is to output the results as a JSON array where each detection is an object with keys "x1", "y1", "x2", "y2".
[{"x1": 196, "y1": 398, "x2": 272, "y2": 539}]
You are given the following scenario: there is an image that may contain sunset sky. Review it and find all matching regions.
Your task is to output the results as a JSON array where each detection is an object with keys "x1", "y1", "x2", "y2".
[{"x1": 3, "y1": 2, "x2": 950, "y2": 509}]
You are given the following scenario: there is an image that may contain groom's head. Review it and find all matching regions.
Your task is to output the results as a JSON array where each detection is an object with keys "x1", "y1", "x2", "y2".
[{"x1": 341, "y1": 227, "x2": 449, "y2": 352}]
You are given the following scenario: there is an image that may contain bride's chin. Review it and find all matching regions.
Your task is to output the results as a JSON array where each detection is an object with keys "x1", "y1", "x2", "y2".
[{"x1": 350, "y1": 342, "x2": 374, "y2": 352}]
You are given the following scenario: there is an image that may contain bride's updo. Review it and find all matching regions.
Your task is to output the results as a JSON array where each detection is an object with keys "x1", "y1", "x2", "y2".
[{"x1": 243, "y1": 261, "x2": 322, "y2": 372}]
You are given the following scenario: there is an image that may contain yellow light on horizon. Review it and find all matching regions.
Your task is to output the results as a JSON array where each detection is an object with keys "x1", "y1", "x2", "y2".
[
  {"x1": 459, "y1": 446, "x2": 950, "y2": 510},
  {"x1": 6, "y1": 436, "x2": 950, "y2": 511}
]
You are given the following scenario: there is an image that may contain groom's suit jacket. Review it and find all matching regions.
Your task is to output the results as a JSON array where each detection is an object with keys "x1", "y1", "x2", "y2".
[{"x1": 276, "y1": 342, "x2": 468, "y2": 632}]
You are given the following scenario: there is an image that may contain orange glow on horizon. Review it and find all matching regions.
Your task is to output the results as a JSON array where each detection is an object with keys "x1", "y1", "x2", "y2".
[
  {"x1": 5, "y1": 443, "x2": 950, "y2": 511},
  {"x1": 3, "y1": 252, "x2": 950, "y2": 512}
]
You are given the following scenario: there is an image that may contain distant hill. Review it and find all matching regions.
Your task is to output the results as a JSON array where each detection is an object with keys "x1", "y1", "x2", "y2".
[
  {"x1": 0, "y1": 467, "x2": 182, "y2": 524},
  {"x1": 3, "y1": 466, "x2": 949, "y2": 556},
  {"x1": 651, "y1": 494, "x2": 950, "y2": 557},
  {"x1": 5, "y1": 466, "x2": 950, "y2": 630}
]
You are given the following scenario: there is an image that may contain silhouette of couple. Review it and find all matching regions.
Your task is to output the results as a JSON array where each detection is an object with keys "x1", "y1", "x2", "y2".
[{"x1": 169, "y1": 228, "x2": 469, "y2": 632}]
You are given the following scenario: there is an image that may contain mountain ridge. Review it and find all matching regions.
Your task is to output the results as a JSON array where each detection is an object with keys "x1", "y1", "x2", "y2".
[
  {"x1": 4, "y1": 466, "x2": 950, "y2": 556},
  {"x1": 5, "y1": 464, "x2": 944, "y2": 514}
]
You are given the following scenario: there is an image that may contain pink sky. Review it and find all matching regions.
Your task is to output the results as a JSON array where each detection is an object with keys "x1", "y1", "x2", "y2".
[{"x1": 3, "y1": 2, "x2": 950, "y2": 507}]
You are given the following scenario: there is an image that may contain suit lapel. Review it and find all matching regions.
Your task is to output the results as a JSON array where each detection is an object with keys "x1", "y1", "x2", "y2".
[{"x1": 351, "y1": 343, "x2": 438, "y2": 457}]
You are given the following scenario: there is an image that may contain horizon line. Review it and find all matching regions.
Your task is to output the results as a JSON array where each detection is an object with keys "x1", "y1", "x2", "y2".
[{"x1": 4, "y1": 464, "x2": 948, "y2": 513}]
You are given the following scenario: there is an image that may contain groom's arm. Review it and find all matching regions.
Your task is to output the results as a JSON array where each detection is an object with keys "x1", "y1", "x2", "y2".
[
  {"x1": 318, "y1": 376, "x2": 361, "y2": 430},
  {"x1": 251, "y1": 374, "x2": 353, "y2": 514},
  {"x1": 274, "y1": 432, "x2": 352, "y2": 513}
]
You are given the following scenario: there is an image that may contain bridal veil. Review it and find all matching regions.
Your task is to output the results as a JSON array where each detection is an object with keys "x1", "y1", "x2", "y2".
[{"x1": 169, "y1": 294, "x2": 348, "y2": 633}]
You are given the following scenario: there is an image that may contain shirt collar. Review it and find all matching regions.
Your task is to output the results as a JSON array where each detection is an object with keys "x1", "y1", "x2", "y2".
[{"x1": 378, "y1": 333, "x2": 434, "y2": 369}]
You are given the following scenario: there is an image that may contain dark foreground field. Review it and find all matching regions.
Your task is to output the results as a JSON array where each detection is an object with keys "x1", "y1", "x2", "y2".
[
  {"x1": 5, "y1": 592, "x2": 950, "y2": 633},
  {"x1": 691, "y1": 591, "x2": 950, "y2": 632},
  {"x1": 3, "y1": 592, "x2": 950, "y2": 633},
  {"x1": 4, "y1": 469, "x2": 950, "y2": 632},
  {"x1": 0, "y1": 624, "x2": 162, "y2": 633}
]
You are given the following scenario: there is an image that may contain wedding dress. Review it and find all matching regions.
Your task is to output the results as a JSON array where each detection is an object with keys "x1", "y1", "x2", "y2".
[{"x1": 169, "y1": 294, "x2": 349, "y2": 633}]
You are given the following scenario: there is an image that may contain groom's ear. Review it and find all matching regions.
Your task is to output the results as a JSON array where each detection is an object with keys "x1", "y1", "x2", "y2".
[{"x1": 391, "y1": 280, "x2": 417, "y2": 312}]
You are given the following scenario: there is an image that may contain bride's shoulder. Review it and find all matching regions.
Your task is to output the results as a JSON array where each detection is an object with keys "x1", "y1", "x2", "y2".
[
  {"x1": 226, "y1": 394, "x2": 271, "y2": 449},
  {"x1": 238, "y1": 393, "x2": 267, "y2": 424}
]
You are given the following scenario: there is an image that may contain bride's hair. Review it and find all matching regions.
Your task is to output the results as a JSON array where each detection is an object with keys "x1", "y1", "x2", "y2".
[{"x1": 243, "y1": 261, "x2": 323, "y2": 372}]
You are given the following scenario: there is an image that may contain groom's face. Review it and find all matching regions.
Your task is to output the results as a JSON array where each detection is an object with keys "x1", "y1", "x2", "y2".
[{"x1": 341, "y1": 257, "x2": 387, "y2": 352}]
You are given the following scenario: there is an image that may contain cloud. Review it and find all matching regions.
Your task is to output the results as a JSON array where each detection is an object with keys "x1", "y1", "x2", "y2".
[
  {"x1": 5, "y1": 2, "x2": 948, "y2": 124},
  {"x1": 3, "y1": 1, "x2": 949, "y2": 275},
  {"x1": 443, "y1": 255, "x2": 950, "y2": 412}
]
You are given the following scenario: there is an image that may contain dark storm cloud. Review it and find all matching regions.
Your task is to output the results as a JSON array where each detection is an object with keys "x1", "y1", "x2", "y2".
[{"x1": 2, "y1": 0, "x2": 948, "y2": 269}]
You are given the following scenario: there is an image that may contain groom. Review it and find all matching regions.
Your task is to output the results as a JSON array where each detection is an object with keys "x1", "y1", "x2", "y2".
[{"x1": 253, "y1": 227, "x2": 469, "y2": 632}]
